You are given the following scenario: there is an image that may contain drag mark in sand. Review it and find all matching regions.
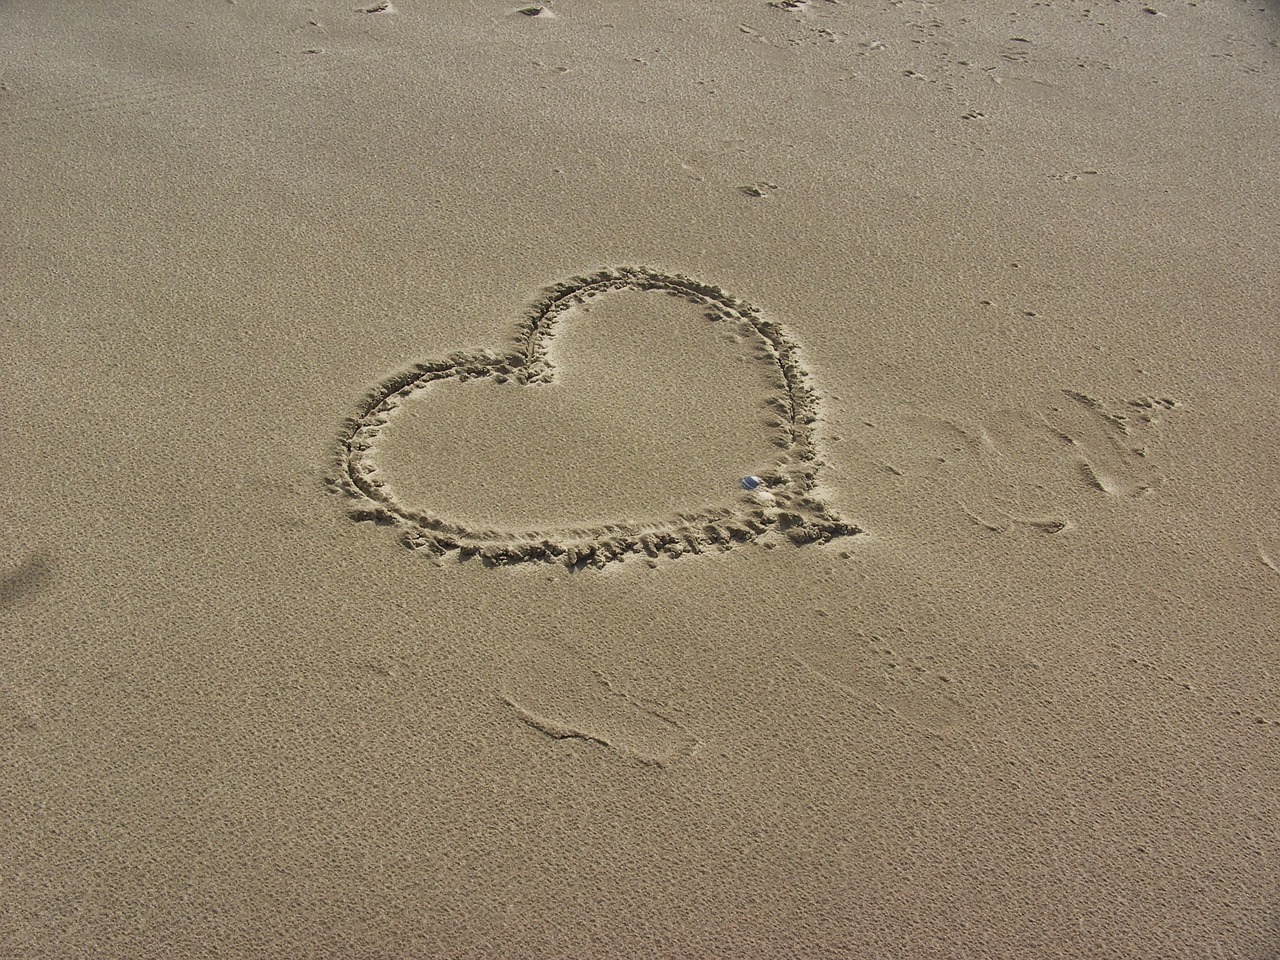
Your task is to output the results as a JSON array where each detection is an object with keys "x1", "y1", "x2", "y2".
[{"x1": 331, "y1": 266, "x2": 858, "y2": 567}]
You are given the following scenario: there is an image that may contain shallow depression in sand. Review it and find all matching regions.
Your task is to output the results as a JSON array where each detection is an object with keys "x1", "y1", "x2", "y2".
[{"x1": 370, "y1": 289, "x2": 787, "y2": 530}]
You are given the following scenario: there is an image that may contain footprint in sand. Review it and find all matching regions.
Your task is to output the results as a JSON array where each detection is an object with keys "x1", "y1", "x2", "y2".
[
  {"x1": 846, "y1": 390, "x2": 1180, "y2": 535},
  {"x1": 331, "y1": 267, "x2": 857, "y2": 567},
  {"x1": 501, "y1": 669, "x2": 700, "y2": 768}
]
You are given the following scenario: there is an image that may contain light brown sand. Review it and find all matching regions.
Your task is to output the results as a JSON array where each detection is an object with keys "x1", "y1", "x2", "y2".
[
  {"x1": 3, "y1": 0, "x2": 1278, "y2": 957},
  {"x1": 373, "y1": 286, "x2": 787, "y2": 531}
]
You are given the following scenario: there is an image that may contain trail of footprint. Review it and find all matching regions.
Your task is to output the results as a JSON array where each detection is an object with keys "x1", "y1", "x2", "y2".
[
  {"x1": 1046, "y1": 391, "x2": 1180, "y2": 499},
  {"x1": 791, "y1": 628, "x2": 980, "y2": 745},
  {"x1": 845, "y1": 390, "x2": 1180, "y2": 534},
  {"x1": 501, "y1": 670, "x2": 700, "y2": 769}
]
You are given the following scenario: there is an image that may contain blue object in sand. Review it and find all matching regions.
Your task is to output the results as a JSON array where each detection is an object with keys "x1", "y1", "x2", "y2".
[{"x1": 741, "y1": 476, "x2": 762, "y2": 491}]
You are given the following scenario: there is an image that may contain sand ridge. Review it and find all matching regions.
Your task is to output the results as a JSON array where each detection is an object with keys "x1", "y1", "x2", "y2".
[{"x1": 332, "y1": 266, "x2": 858, "y2": 567}]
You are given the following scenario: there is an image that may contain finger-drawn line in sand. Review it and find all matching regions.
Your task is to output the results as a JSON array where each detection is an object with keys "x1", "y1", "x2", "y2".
[{"x1": 331, "y1": 266, "x2": 858, "y2": 567}]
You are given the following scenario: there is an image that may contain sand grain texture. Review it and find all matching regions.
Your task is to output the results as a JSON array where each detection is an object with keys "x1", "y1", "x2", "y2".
[{"x1": 3, "y1": 0, "x2": 1279, "y2": 957}]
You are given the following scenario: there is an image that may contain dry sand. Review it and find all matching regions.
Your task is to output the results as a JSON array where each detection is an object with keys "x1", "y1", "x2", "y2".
[{"x1": 2, "y1": 0, "x2": 1278, "y2": 956}]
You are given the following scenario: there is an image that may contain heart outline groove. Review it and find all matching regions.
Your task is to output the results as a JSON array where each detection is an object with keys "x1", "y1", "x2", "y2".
[{"x1": 332, "y1": 266, "x2": 859, "y2": 567}]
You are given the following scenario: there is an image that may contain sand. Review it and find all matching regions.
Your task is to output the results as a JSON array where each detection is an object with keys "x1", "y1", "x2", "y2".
[{"x1": 2, "y1": 0, "x2": 1278, "y2": 956}]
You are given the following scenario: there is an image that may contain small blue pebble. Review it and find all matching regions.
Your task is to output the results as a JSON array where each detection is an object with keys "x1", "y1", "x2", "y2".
[{"x1": 741, "y1": 475, "x2": 762, "y2": 490}]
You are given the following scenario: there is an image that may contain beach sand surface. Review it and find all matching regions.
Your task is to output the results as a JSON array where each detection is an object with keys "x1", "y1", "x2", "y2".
[{"x1": 3, "y1": 1, "x2": 1278, "y2": 957}]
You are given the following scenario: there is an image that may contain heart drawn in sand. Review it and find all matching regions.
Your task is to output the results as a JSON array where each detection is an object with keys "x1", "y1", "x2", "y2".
[{"x1": 332, "y1": 266, "x2": 858, "y2": 567}]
